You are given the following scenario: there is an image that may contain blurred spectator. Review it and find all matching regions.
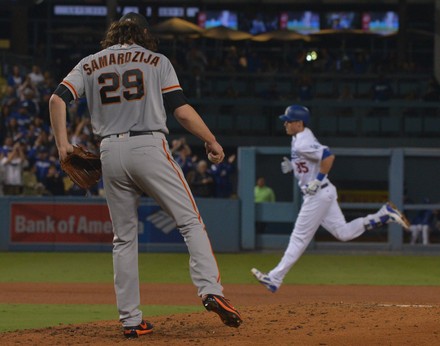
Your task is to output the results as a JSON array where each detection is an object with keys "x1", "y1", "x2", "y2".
[
  {"x1": 254, "y1": 176, "x2": 276, "y2": 233},
  {"x1": 9, "y1": 103, "x2": 33, "y2": 134},
  {"x1": 17, "y1": 75, "x2": 40, "y2": 107},
  {"x1": 71, "y1": 117, "x2": 92, "y2": 147},
  {"x1": 172, "y1": 137, "x2": 194, "y2": 177},
  {"x1": 187, "y1": 159, "x2": 215, "y2": 198},
  {"x1": 408, "y1": 198, "x2": 434, "y2": 245},
  {"x1": 210, "y1": 153, "x2": 236, "y2": 198},
  {"x1": 7, "y1": 65, "x2": 24, "y2": 90},
  {"x1": 33, "y1": 146, "x2": 52, "y2": 184},
  {"x1": 27, "y1": 65, "x2": 45, "y2": 87},
  {"x1": 1, "y1": 137, "x2": 13, "y2": 155},
  {"x1": 22, "y1": 164, "x2": 46, "y2": 196},
  {"x1": 44, "y1": 163, "x2": 65, "y2": 196},
  {"x1": 19, "y1": 91, "x2": 39, "y2": 118},
  {"x1": 254, "y1": 176, "x2": 275, "y2": 203},
  {"x1": 0, "y1": 142, "x2": 28, "y2": 195},
  {"x1": 1, "y1": 85, "x2": 19, "y2": 110}
]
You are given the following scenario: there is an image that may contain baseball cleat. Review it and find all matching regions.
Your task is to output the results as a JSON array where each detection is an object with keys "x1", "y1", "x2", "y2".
[
  {"x1": 251, "y1": 268, "x2": 278, "y2": 293},
  {"x1": 203, "y1": 294, "x2": 242, "y2": 328},
  {"x1": 385, "y1": 202, "x2": 410, "y2": 230},
  {"x1": 123, "y1": 319, "x2": 153, "y2": 338}
]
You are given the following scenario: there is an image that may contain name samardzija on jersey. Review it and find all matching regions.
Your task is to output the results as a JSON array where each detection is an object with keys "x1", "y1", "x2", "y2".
[{"x1": 83, "y1": 51, "x2": 160, "y2": 75}]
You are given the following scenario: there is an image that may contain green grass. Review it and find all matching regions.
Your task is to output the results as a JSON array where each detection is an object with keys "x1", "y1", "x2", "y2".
[
  {"x1": 0, "y1": 304, "x2": 202, "y2": 332},
  {"x1": 1, "y1": 252, "x2": 440, "y2": 333},
  {"x1": 0, "y1": 252, "x2": 439, "y2": 285}
]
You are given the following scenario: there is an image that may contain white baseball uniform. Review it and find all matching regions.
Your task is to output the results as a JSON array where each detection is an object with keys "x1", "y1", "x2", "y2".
[{"x1": 267, "y1": 127, "x2": 385, "y2": 288}]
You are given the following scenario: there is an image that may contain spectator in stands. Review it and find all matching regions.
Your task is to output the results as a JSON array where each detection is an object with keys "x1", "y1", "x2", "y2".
[
  {"x1": 44, "y1": 163, "x2": 65, "y2": 196},
  {"x1": 210, "y1": 153, "x2": 236, "y2": 198},
  {"x1": 19, "y1": 90, "x2": 39, "y2": 118},
  {"x1": 9, "y1": 103, "x2": 32, "y2": 134},
  {"x1": 1, "y1": 136, "x2": 13, "y2": 155},
  {"x1": 407, "y1": 197, "x2": 434, "y2": 245},
  {"x1": 171, "y1": 137, "x2": 195, "y2": 177},
  {"x1": 254, "y1": 176, "x2": 276, "y2": 233},
  {"x1": 33, "y1": 146, "x2": 52, "y2": 184},
  {"x1": 4, "y1": 117, "x2": 23, "y2": 142},
  {"x1": 27, "y1": 130, "x2": 50, "y2": 166},
  {"x1": 0, "y1": 141, "x2": 28, "y2": 195},
  {"x1": 187, "y1": 159, "x2": 215, "y2": 198},
  {"x1": 37, "y1": 71, "x2": 57, "y2": 123},
  {"x1": 1, "y1": 85, "x2": 19, "y2": 110},
  {"x1": 27, "y1": 64, "x2": 45, "y2": 88},
  {"x1": 22, "y1": 164, "x2": 46, "y2": 196},
  {"x1": 71, "y1": 117, "x2": 92, "y2": 147},
  {"x1": 254, "y1": 176, "x2": 276, "y2": 203},
  {"x1": 17, "y1": 75, "x2": 40, "y2": 106},
  {"x1": 7, "y1": 65, "x2": 24, "y2": 90}
]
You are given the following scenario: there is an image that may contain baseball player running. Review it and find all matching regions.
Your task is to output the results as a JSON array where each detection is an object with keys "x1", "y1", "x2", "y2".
[
  {"x1": 251, "y1": 105, "x2": 410, "y2": 293},
  {"x1": 49, "y1": 13, "x2": 241, "y2": 338}
]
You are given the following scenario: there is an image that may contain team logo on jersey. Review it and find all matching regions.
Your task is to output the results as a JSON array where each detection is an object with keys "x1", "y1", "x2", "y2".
[{"x1": 291, "y1": 150, "x2": 299, "y2": 160}]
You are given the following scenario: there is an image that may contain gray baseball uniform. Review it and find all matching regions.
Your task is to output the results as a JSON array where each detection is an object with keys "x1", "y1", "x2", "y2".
[{"x1": 61, "y1": 43, "x2": 223, "y2": 327}]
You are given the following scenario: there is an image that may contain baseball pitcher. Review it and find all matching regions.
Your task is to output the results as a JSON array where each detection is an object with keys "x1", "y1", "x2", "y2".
[{"x1": 49, "y1": 13, "x2": 242, "y2": 338}]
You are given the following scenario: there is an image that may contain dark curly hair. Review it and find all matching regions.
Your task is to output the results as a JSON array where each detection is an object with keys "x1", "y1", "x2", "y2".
[{"x1": 100, "y1": 21, "x2": 158, "y2": 51}]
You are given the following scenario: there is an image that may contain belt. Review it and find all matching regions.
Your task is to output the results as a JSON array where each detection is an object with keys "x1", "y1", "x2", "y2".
[
  {"x1": 302, "y1": 182, "x2": 329, "y2": 196},
  {"x1": 101, "y1": 131, "x2": 155, "y2": 139}
]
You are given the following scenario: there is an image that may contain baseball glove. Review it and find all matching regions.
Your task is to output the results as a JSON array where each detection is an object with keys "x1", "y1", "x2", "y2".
[{"x1": 60, "y1": 145, "x2": 102, "y2": 190}]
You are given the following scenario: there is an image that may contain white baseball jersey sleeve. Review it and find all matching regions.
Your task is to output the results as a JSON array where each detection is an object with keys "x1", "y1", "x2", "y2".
[
  {"x1": 289, "y1": 128, "x2": 329, "y2": 188},
  {"x1": 60, "y1": 43, "x2": 182, "y2": 136}
]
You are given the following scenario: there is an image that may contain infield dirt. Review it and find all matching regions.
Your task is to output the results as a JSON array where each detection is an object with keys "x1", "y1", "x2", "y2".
[{"x1": 1, "y1": 283, "x2": 439, "y2": 345}]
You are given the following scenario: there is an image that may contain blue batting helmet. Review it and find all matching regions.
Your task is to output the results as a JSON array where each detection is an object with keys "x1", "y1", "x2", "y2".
[{"x1": 279, "y1": 105, "x2": 310, "y2": 125}]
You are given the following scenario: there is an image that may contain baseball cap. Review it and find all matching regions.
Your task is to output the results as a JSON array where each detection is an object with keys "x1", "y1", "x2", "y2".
[{"x1": 119, "y1": 12, "x2": 149, "y2": 30}]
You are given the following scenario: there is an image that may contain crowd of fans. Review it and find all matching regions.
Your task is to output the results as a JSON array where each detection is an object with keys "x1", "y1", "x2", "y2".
[
  {"x1": 1, "y1": 42, "x2": 438, "y2": 197},
  {"x1": 0, "y1": 62, "x2": 238, "y2": 197}
]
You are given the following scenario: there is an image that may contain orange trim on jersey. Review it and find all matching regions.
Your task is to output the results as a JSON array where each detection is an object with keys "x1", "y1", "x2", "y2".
[
  {"x1": 161, "y1": 139, "x2": 200, "y2": 220},
  {"x1": 161, "y1": 139, "x2": 221, "y2": 283},
  {"x1": 161, "y1": 85, "x2": 181, "y2": 92},
  {"x1": 61, "y1": 80, "x2": 79, "y2": 99}
]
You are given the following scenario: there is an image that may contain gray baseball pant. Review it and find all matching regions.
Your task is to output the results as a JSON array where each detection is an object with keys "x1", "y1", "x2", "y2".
[{"x1": 100, "y1": 132, "x2": 223, "y2": 327}]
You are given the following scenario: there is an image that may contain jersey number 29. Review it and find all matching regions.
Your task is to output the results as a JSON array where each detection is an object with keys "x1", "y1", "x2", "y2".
[{"x1": 98, "y1": 69, "x2": 144, "y2": 104}]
